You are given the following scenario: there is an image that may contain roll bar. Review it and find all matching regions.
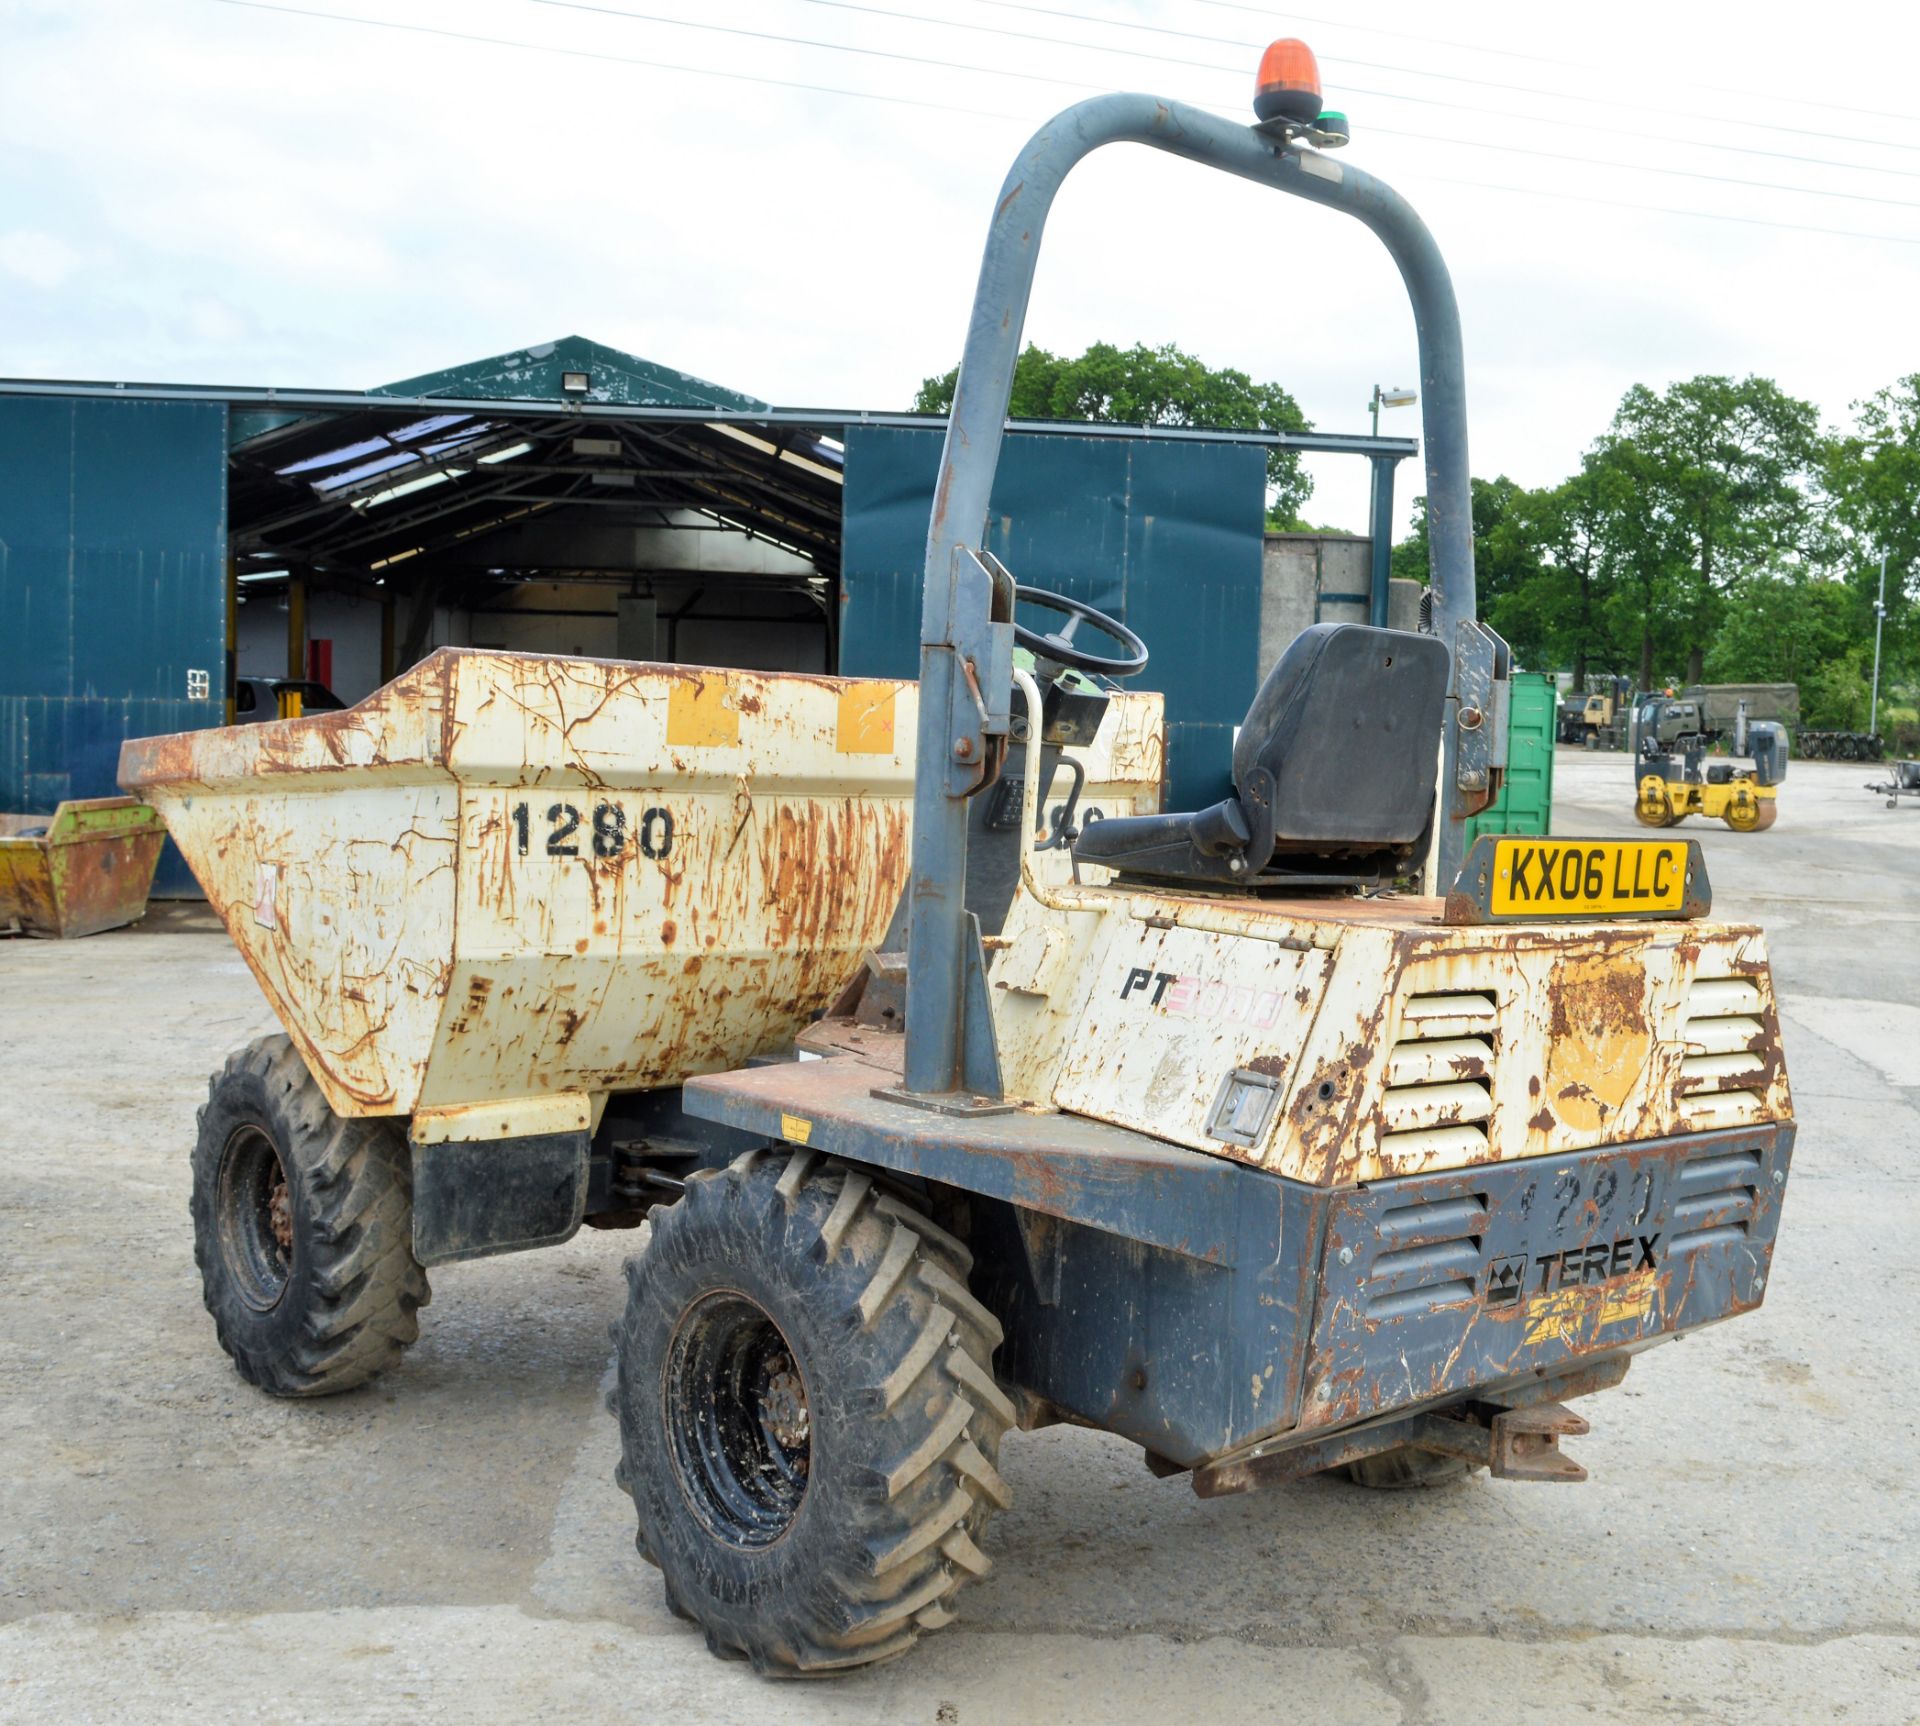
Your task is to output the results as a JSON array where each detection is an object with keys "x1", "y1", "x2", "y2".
[{"x1": 903, "y1": 93, "x2": 1478, "y2": 1099}]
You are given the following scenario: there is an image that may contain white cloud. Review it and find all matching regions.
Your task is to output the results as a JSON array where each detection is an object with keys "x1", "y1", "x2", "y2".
[
  {"x1": 0, "y1": 0, "x2": 1916, "y2": 538},
  {"x1": 0, "y1": 229, "x2": 82, "y2": 290}
]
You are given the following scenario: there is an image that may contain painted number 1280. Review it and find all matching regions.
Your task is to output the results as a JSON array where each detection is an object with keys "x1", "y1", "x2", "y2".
[{"x1": 510, "y1": 800, "x2": 674, "y2": 861}]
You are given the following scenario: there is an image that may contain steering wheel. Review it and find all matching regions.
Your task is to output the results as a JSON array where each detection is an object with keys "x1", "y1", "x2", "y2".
[{"x1": 1013, "y1": 585, "x2": 1149, "y2": 679}]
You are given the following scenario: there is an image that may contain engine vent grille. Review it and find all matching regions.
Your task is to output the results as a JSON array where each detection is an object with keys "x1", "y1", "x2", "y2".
[
  {"x1": 1380, "y1": 991, "x2": 1496, "y2": 1166},
  {"x1": 1365, "y1": 1190, "x2": 1490, "y2": 1317},
  {"x1": 1677, "y1": 974, "x2": 1768, "y2": 1127},
  {"x1": 1669, "y1": 1142, "x2": 1762, "y2": 1252}
]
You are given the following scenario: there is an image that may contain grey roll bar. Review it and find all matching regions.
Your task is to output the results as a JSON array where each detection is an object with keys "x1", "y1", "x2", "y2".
[{"x1": 904, "y1": 92, "x2": 1478, "y2": 1099}]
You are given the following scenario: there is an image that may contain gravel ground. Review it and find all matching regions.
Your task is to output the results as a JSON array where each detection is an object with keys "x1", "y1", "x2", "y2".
[{"x1": 2, "y1": 750, "x2": 1916, "y2": 1724}]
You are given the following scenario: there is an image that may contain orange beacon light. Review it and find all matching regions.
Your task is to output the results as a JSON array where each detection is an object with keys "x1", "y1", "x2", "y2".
[{"x1": 1253, "y1": 38, "x2": 1323, "y2": 127}]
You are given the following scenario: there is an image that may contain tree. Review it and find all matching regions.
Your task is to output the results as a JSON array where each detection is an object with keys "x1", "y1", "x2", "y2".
[
  {"x1": 913, "y1": 341, "x2": 1315, "y2": 525},
  {"x1": 1463, "y1": 475, "x2": 1540, "y2": 617},
  {"x1": 1589, "y1": 430, "x2": 1704, "y2": 692},
  {"x1": 1603, "y1": 375, "x2": 1824, "y2": 684},
  {"x1": 1821, "y1": 373, "x2": 1920, "y2": 686},
  {"x1": 1486, "y1": 461, "x2": 1628, "y2": 685},
  {"x1": 1702, "y1": 574, "x2": 1856, "y2": 686},
  {"x1": 1801, "y1": 645, "x2": 1875, "y2": 730},
  {"x1": 1388, "y1": 493, "x2": 1430, "y2": 588},
  {"x1": 1388, "y1": 475, "x2": 1587, "y2": 672}
]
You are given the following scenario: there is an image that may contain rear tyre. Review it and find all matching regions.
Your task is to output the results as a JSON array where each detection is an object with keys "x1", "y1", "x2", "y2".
[
  {"x1": 191, "y1": 1034, "x2": 429, "y2": 1396},
  {"x1": 613, "y1": 1147, "x2": 1013, "y2": 1677},
  {"x1": 1343, "y1": 1447, "x2": 1477, "y2": 1490}
]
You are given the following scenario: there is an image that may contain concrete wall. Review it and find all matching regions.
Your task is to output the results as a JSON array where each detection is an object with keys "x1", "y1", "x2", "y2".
[
  {"x1": 234, "y1": 598, "x2": 282, "y2": 686},
  {"x1": 1259, "y1": 532, "x2": 1422, "y2": 675},
  {"x1": 235, "y1": 498, "x2": 832, "y2": 700},
  {"x1": 242, "y1": 529, "x2": 1420, "y2": 712},
  {"x1": 236, "y1": 588, "x2": 387, "y2": 702},
  {"x1": 243, "y1": 584, "x2": 829, "y2": 694},
  {"x1": 450, "y1": 509, "x2": 816, "y2": 579},
  {"x1": 449, "y1": 580, "x2": 829, "y2": 674}
]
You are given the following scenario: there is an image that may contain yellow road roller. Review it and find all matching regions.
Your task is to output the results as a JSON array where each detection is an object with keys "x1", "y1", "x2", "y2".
[{"x1": 1632, "y1": 694, "x2": 1786, "y2": 832}]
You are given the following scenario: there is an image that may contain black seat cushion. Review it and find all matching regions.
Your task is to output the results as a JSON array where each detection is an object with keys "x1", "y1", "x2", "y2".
[{"x1": 1073, "y1": 623, "x2": 1449, "y2": 887}]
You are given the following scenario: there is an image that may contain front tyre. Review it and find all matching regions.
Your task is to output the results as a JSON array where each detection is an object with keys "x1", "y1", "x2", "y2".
[
  {"x1": 613, "y1": 1148, "x2": 1013, "y2": 1676},
  {"x1": 191, "y1": 1034, "x2": 429, "y2": 1396}
]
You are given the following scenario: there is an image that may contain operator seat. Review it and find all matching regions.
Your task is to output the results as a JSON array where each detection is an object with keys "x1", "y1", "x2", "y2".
[{"x1": 1072, "y1": 622, "x2": 1450, "y2": 889}]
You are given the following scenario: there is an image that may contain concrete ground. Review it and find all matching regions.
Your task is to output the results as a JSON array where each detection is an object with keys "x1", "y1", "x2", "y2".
[{"x1": 3, "y1": 750, "x2": 1917, "y2": 1725}]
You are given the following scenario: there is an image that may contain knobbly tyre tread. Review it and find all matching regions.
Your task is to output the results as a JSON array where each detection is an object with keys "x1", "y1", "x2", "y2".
[
  {"x1": 190, "y1": 1033, "x2": 430, "y2": 1396},
  {"x1": 611, "y1": 1146, "x2": 1013, "y2": 1677}
]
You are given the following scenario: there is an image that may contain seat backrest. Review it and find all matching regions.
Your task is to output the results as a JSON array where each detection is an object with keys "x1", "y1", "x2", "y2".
[{"x1": 1233, "y1": 623, "x2": 1449, "y2": 848}]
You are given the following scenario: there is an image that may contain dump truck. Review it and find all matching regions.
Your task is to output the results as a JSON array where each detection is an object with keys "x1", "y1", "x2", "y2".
[{"x1": 122, "y1": 41, "x2": 1796, "y2": 1680}]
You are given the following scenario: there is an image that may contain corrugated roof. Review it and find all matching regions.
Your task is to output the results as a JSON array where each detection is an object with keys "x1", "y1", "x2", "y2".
[
  {"x1": 370, "y1": 334, "x2": 767, "y2": 413},
  {"x1": 225, "y1": 337, "x2": 842, "y2": 581}
]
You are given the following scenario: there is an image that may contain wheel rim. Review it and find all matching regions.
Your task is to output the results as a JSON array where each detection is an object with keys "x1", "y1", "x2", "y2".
[
  {"x1": 665, "y1": 1291, "x2": 811, "y2": 1549},
  {"x1": 217, "y1": 1125, "x2": 294, "y2": 1312}
]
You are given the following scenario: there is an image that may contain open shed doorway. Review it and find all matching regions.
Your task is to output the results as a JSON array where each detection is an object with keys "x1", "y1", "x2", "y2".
[{"x1": 225, "y1": 343, "x2": 843, "y2": 705}]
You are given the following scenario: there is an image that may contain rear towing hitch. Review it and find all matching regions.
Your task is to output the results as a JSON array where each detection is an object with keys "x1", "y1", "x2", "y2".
[{"x1": 1192, "y1": 1397, "x2": 1593, "y2": 1497}]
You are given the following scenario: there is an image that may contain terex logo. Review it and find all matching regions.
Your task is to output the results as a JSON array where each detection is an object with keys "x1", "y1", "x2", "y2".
[
  {"x1": 1119, "y1": 966, "x2": 1287, "y2": 1026},
  {"x1": 1531, "y1": 1233, "x2": 1660, "y2": 1294}
]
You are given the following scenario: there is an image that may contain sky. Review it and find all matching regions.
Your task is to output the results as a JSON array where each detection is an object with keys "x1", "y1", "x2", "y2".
[{"x1": 2, "y1": 0, "x2": 1918, "y2": 537}]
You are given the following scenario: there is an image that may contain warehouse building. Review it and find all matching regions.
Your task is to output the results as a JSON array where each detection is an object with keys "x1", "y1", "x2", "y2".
[{"x1": 0, "y1": 336, "x2": 1417, "y2": 890}]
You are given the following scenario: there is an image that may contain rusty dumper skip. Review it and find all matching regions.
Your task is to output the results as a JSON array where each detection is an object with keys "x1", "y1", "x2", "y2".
[{"x1": 121, "y1": 43, "x2": 1793, "y2": 1679}]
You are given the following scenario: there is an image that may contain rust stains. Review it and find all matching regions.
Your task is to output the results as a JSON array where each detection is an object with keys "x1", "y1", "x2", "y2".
[
  {"x1": 1009, "y1": 1147, "x2": 1070, "y2": 1210},
  {"x1": 1542, "y1": 953, "x2": 1650, "y2": 1134},
  {"x1": 122, "y1": 653, "x2": 929, "y2": 1120}
]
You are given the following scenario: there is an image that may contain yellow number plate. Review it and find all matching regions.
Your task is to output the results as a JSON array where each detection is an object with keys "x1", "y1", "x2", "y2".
[{"x1": 1489, "y1": 839, "x2": 1689, "y2": 917}]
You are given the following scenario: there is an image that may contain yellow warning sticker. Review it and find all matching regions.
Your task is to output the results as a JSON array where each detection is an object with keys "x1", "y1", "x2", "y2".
[
  {"x1": 665, "y1": 676, "x2": 739, "y2": 747},
  {"x1": 835, "y1": 682, "x2": 897, "y2": 754},
  {"x1": 780, "y1": 1113, "x2": 812, "y2": 1146},
  {"x1": 1597, "y1": 1270, "x2": 1658, "y2": 1329},
  {"x1": 1522, "y1": 1272, "x2": 1656, "y2": 1347}
]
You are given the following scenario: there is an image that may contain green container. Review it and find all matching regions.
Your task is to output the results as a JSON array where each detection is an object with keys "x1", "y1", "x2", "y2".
[{"x1": 1464, "y1": 672, "x2": 1557, "y2": 844}]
